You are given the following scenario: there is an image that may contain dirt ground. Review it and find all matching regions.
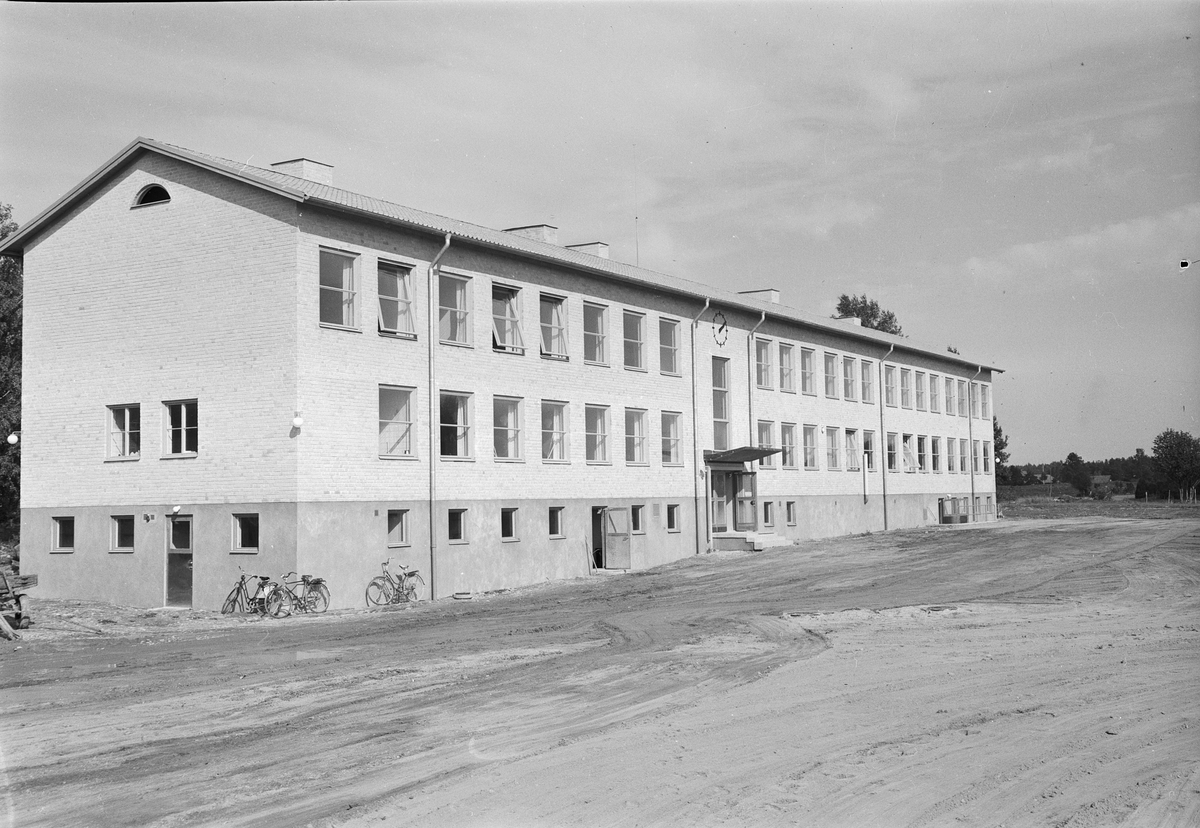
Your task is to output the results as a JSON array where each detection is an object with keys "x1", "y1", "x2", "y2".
[{"x1": 2, "y1": 512, "x2": 1199, "y2": 828}]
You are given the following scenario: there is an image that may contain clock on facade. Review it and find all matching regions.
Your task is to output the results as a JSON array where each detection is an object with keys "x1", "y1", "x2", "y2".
[{"x1": 712, "y1": 311, "x2": 728, "y2": 347}]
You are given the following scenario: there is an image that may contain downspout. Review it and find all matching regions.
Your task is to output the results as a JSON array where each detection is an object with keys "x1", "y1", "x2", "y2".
[
  {"x1": 690, "y1": 298, "x2": 710, "y2": 555},
  {"x1": 746, "y1": 311, "x2": 767, "y2": 441},
  {"x1": 878, "y1": 343, "x2": 895, "y2": 531},
  {"x1": 968, "y1": 365, "x2": 982, "y2": 522},
  {"x1": 427, "y1": 233, "x2": 452, "y2": 599}
]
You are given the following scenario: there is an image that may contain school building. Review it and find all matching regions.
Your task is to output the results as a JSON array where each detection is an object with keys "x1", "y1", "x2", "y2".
[{"x1": 0, "y1": 138, "x2": 1000, "y2": 610}]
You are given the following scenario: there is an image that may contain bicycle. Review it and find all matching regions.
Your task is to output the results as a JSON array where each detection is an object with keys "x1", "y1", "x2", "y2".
[
  {"x1": 222, "y1": 568, "x2": 275, "y2": 615},
  {"x1": 266, "y1": 571, "x2": 330, "y2": 617},
  {"x1": 365, "y1": 559, "x2": 424, "y2": 606}
]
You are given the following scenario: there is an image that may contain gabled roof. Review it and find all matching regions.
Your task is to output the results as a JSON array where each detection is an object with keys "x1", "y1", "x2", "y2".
[{"x1": 0, "y1": 137, "x2": 1002, "y2": 373}]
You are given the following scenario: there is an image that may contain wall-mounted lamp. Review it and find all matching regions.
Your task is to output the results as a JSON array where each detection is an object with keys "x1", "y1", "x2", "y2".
[
  {"x1": 172, "y1": 505, "x2": 181, "y2": 514},
  {"x1": 6, "y1": 432, "x2": 18, "y2": 446},
  {"x1": 291, "y1": 414, "x2": 304, "y2": 429}
]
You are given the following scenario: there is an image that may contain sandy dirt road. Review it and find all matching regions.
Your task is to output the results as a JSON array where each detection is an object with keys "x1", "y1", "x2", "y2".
[{"x1": 2, "y1": 516, "x2": 1199, "y2": 827}]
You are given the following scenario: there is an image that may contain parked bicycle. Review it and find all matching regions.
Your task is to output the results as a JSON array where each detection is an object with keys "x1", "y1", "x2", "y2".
[
  {"x1": 266, "y1": 571, "x2": 330, "y2": 617},
  {"x1": 365, "y1": 559, "x2": 424, "y2": 606},
  {"x1": 222, "y1": 567, "x2": 275, "y2": 615}
]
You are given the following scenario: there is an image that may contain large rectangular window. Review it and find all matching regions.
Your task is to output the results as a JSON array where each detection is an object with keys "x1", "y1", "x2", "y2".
[
  {"x1": 492, "y1": 285, "x2": 525, "y2": 354},
  {"x1": 801, "y1": 348, "x2": 815, "y2": 395},
  {"x1": 981, "y1": 385, "x2": 991, "y2": 419},
  {"x1": 378, "y1": 261, "x2": 414, "y2": 337},
  {"x1": 947, "y1": 438, "x2": 957, "y2": 473},
  {"x1": 661, "y1": 412, "x2": 681, "y2": 465},
  {"x1": 164, "y1": 400, "x2": 198, "y2": 456},
  {"x1": 843, "y1": 357, "x2": 857, "y2": 401},
  {"x1": 712, "y1": 357, "x2": 730, "y2": 451},
  {"x1": 930, "y1": 375, "x2": 941, "y2": 413},
  {"x1": 585, "y1": 405, "x2": 609, "y2": 463},
  {"x1": 233, "y1": 513, "x2": 259, "y2": 552},
  {"x1": 439, "y1": 274, "x2": 471, "y2": 345},
  {"x1": 970, "y1": 383, "x2": 981, "y2": 418},
  {"x1": 884, "y1": 366, "x2": 897, "y2": 407},
  {"x1": 379, "y1": 386, "x2": 414, "y2": 457},
  {"x1": 387, "y1": 510, "x2": 408, "y2": 547},
  {"x1": 666, "y1": 504, "x2": 680, "y2": 532},
  {"x1": 861, "y1": 360, "x2": 875, "y2": 404},
  {"x1": 448, "y1": 509, "x2": 467, "y2": 542},
  {"x1": 917, "y1": 435, "x2": 928, "y2": 472},
  {"x1": 779, "y1": 344, "x2": 795, "y2": 392},
  {"x1": 623, "y1": 311, "x2": 645, "y2": 369},
  {"x1": 539, "y1": 294, "x2": 568, "y2": 360},
  {"x1": 932, "y1": 437, "x2": 942, "y2": 472},
  {"x1": 959, "y1": 438, "x2": 969, "y2": 472},
  {"x1": 319, "y1": 249, "x2": 357, "y2": 328},
  {"x1": 108, "y1": 404, "x2": 140, "y2": 459},
  {"x1": 826, "y1": 427, "x2": 841, "y2": 470},
  {"x1": 803, "y1": 425, "x2": 818, "y2": 470},
  {"x1": 541, "y1": 401, "x2": 567, "y2": 462},
  {"x1": 53, "y1": 516, "x2": 75, "y2": 552},
  {"x1": 863, "y1": 430, "x2": 876, "y2": 471},
  {"x1": 780, "y1": 423, "x2": 797, "y2": 469},
  {"x1": 660, "y1": 319, "x2": 680, "y2": 375},
  {"x1": 915, "y1": 372, "x2": 927, "y2": 411},
  {"x1": 756, "y1": 339, "x2": 773, "y2": 389},
  {"x1": 493, "y1": 396, "x2": 522, "y2": 460},
  {"x1": 757, "y1": 420, "x2": 775, "y2": 468},
  {"x1": 984, "y1": 441, "x2": 993, "y2": 473},
  {"x1": 973, "y1": 440, "x2": 982, "y2": 473},
  {"x1": 583, "y1": 303, "x2": 607, "y2": 364},
  {"x1": 887, "y1": 432, "x2": 898, "y2": 472},
  {"x1": 625, "y1": 408, "x2": 647, "y2": 464},
  {"x1": 958, "y1": 380, "x2": 968, "y2": 417},
  {"x1": 501, "y1": 507, "x2": 519, "y2": 541},
  {"x1": 439, "y1": 392, "x2": 472, "y2": 458},
  {"x1": 945, "y1": 379, "x2": 956, "y2": 416},
  {"x1": 548, "y1": 506, "x2": 564, "y2": 538},
  {"x1": 902, "y1": 433, "x2": 916, "y2": 472},
  {"x1": 824, "y1": 353, "x2": 839, "y2": 398},
  {"x1": 846, "y1": 429, "x2": 861, "y2": 471},
  {"x1": 900, "y1": 369, "x2": 913, "y2": 409}
]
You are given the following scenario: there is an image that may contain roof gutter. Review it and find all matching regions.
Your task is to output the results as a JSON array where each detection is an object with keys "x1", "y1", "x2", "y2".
[
  {"x1": 878, "y1": 343, "x2": 895, "y2": 531},
  {"x1": 427, "y1": 233, "x2": 452, "y2": 599},
  {"x1": 690, "y1": 298, "x2": 711, "y2": 555}
]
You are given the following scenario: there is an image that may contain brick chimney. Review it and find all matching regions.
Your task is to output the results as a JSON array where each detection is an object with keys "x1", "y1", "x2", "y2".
[
  {"x1": 504, "y1": 224, "x2": 559, "y2": 245},
  {"x1": 565, "y1": 242, "x2": 610, "y2": 259},
  {"x1": 270, "y1": 158, "x2": 334, "y2": 186}
]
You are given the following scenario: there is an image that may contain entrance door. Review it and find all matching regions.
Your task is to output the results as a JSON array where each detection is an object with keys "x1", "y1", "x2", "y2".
[
  {"x1": 166, "y1": 515, "x2": 193, "y2": 607},
  {"x1": 711, "y1": 472, "x2": 731, "y2": 533},
  {"x1": 603, "y1": 507, "x2": 632, "y2": 569},
  {"x1": 735, "y1": 474, "x2": 757, "y2": 531}
]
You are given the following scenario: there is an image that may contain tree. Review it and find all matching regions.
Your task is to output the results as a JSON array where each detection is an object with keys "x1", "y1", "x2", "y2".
[
  {"x1": 833, "y1": 294, "x2": 903, "y2": 336},
  {"x1": 1151, "y1": 429, "x2": 1200, "y2": 500},
  {"x1": 1061, "y1": 452, "x2": 1091, "y2": 495},
  {"x1": 0, "y1": 202, "x2": 20, "y2": 540},
  {"x1": 993, "y1": 417, "x2": 1010, "y2": 480}
]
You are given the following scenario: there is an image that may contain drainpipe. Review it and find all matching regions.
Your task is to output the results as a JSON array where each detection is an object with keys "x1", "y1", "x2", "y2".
[
  {"x1": 690, "y1": 298, "x2": 710, "y2": 555},
  {"x1": 746, "y1": 311, "x2": 767, "y2": 442},
  {"x1": 427, "y1": 233, "x2": 452, "y2": 599},
  {"x1": 878, "y1": 343, "x2": 894, "y2": 531},
  {"x1": 967, "y1": 365, "x2": 982, "y2": 522}
]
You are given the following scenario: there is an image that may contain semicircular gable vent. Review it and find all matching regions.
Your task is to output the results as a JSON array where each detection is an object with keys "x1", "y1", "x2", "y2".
[{"x1": 134, "y1": 184, "x2": 171, "y2": 206}]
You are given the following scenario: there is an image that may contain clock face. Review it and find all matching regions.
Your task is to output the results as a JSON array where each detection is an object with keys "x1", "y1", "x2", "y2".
[{"x1": 712, "y1": 311, "x2": 728, "y2": 347}]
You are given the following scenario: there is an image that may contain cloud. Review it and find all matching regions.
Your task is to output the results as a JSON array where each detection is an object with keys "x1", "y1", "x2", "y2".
[
  {"x1": 1003, "y1": 133, "x2": 1114, "y2": 173},
  {"x1": 788, "y1": 198, "x2": 879, "y2": 239}
]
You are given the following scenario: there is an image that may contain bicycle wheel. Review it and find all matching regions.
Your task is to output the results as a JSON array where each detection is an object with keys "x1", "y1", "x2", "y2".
[
  {"x1": 401, "y1": 577, "x2": 418, "y2": 602},
  {"x1": 365, "y1": 577, "x2": 392, "y2": 606},
  {"x1": 266, "y1": 586, "x2": 291, "y2": 618},
  {"x1": 306, "y1": 583, "x2": 330, "y2": 613},
  {"x1": 221, "y1": 587, "x2": 241, "y2": 615}
]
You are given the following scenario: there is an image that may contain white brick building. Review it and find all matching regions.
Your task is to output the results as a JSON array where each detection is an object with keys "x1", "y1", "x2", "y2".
[{"x1": 0, "y1": 139, "x2": 1000, "y2": 609}]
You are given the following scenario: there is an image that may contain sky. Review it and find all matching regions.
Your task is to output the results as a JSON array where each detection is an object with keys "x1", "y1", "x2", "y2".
[{"x1": 1, "y1": 1, "x2": 1197, "y2": 465}]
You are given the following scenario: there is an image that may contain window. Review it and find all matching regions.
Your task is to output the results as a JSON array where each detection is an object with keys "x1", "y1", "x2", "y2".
[
  {"x1": 973, "y1": 440, "x2": 982, "y2": 473},
  {"x1": 824, "y1": 353, "x2": 839, "y2": 398},
  {"x1": 319, "y1": 249, "x2": 357, "y2": 328},
  {"x1": 623, "y1": 311, "x2": 645, "y2": 369},
  {"x1": 916, "y1": 372, "x2": 927, "y2": 411},
  {"x1": 826, "y1": 427, "x2": 841, "y2": 470},
  {"x1": 884, "y1": 366, "x2": 897, "y2": 407},
  {"x1": 917, "y1": 435, "x2": 928, "y2": 472},
  {"x1": 583, "y1": 303, "x2": 607, "y2": 363},
  {"x1": 493, "y1": 397, "x2": 522, "y2": 460},
  {"x1": 585, "y1": 405, "x2": 609, "y2": 463},
  {"x1": 387, "y1": 510, "x2": 408, "y2": 546},
  {"x1": 970, "y1": 383, "x2": 981, "y2": 418},
  {"x1": 164, "y1": 400, "x2": 198, "y2": 456},
  {"x1": 492, "y1": 285, "x2": 525, "y2": 354},
  {"x1": 779, "y1": 344, "x2": 795, "y2": 392},
  {"x1": 439, "y1": 393, "x2": 472, "y2": 459},
  {"x1": 932, "y1": 437, "x2": 942, "y2": 472},
  {"x1": 660, "y1": 319, "x2": 680, "y2": 375},
  {"x1": 379, "y1": 386, "x2": 414, "y2": 457},
  {"x1": 886, "y1": 433, "x2": 898, "y2": 472},
  {"x1": 781, "y1": 423, "x2": 797, "y2": 469},
  {"x1": 863, "y1": 430, "x2": 876, "y2": 471},
  {"x1": 930, "y1": 375, "x2": 941, "y2": 413},
  {"x1": 981, "y1": 385, "x2": 991, "y2": 419},
  {"x1": 756, "y1": 339, "x2": 773, "y2": 389},
  {"x1": 661, "y1": 412, "x2": 681, "y2": 465},
  {"x1": 108, "y1": 404, "x2": 140, "y2": 459},
  {"x1": 631, "y1": 505, "x2": 644, "y2": 533},
  {"x1": 803, "y1": 425, "x2": 818, "y2": 470},
  {"x1": 548, "y1": 506, "x2": 564, "y2": 538},
  {"x1": 666, "y1": 504, "x2": 680, "y2": 532},
  {"x1": 846, "y1": 429, "x2": 861, "y2": 471},
  {"x1": 625, "y1": 408, "x2": 647, "y2": 464},
  {"x1": 786, "y1": 501, "x2": 797, "y2": 525},
  {"x1": 861, "y1": 360, "x2": 875, "y2": 404},
  {"x1": 539, "y1": 294, "x2": 569, "y2": 360},
  {"x1": 984, "y1": 441, "x2": 993, "y2": 473},
  {"x1": 233, "y1": 514, "x2": 258, "y2": 552},
  {"x1": 801, "y1": 348, "x2": 816, "y2": 395},
  {"x1": 958, "y1": 380, "x2": 968, "y2": 417},
  {"x1": 53, "y1": 517, "x2": 75, "y2": 552},
  {"x1": 763, "y1": 500, "x2": 774, "y2": 527},
  {"x1": 900, "y1": 369, "x2": 913, "y2": 409},
  {"x1": 902, "y1": 434, "x2": 916, "y2": 472},
  {"x1": 843, "y1": 357, "x2": 857, "y2": 401},
  {"x1": 438, "y1": 274, "x2": 471, "y2": 345},
  {"x1": 757, "y1": 421, "x2": 775, "y2": 468},
  {"x1": 134, "y1": 183, "x2": 170, "y2": 206},
  {"x1": 959, "y1": 438, "x2": 969, "y2": 473},
  {"x1": 109, "y1": 515, "x2": 135, "y2": 552},
  {"x1": 945, "y1": 379, "x2": 956, "y2": 416},
  {"x1": 378, "y1": 262, "x2": 415, "y2": 337},
  {"x1": 448, "y1": 508, "x2": 468, "y2": 542},
  {"x1": 947, "y1": 438, "x2": 957, "y2": 473},
  {"x1": 541, "y1": 401, "x2": 568, "y2": 462},
  {"x1": 712, "y1": 357, "x2": 730, "y2": 451},
  {"x1": 501, "y1": 507, "x2": 519, "y2": 541}
]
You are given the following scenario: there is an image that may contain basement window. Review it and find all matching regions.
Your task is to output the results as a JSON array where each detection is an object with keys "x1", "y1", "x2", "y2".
[{"x1": 133, "y1": 184, "x2": 170, "y2": 207}]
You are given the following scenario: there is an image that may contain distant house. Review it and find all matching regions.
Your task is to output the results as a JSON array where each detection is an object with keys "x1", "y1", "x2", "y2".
[{"x1": 1035, "y1": 474, "x2": 1055, "y2": 485}]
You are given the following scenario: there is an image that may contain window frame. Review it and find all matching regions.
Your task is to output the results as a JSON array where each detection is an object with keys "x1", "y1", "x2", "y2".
[
  {"x1": 661, "y1": 411, "x2": 682, "y2": 466},
  {"x1": 900, "y1": 368, "x2": 913, "y2": 409},
  {"x1": 780, "y1": 422, "x2": 797, "y2": 469},
  {"x1": 945, "y1": 379, "x2": 956, "y2": 416},
  {"x1": 539, "y1": 293, "x2": 569, "y2": 361},
  {"x1": 548, "y1": 506, "x2": 565, "y2": 538},
  {"x1": 110, "y1": 515, "x2": 135, "y2": 553},
  {"x1": 786, "y1": 501, "x2": 797, "y2": 525},
  {"x1": 861, "y1": 360, "x2": 875, "y2": 404},
  {"x1": 757, "y1": 420, "x2": 775, "y2": 468},
  {"x1": 824, "y1": 352, "x2": 839, "y2": 399},
  {"x1": 438, "y1": 272, "x2": 472, "y2": 346},
  {"x1": 107, "y1": 403, "x2": 141, "y2": 460},
  {"x1": 491, "y1": 283, "x2": 526, "y2": 355},
  {"x1": 884, "y1": 365, "x2": 898, "y2": 407},
  {"x1": 981, "y1": 385, "x2": 991, "y2": 419},
  {"x1": 625, "y1": 408, "x2": 648, "y2": 465},
  {"x1": 377, "y1": 260, "x2": 416, "y2": 339},
  {"x1": 163, "y1": 399, "x2": 198, "y2": 458},
  {"x1": 659, "y1": 318, "x2": 680, "y2": 376},
  {"x1": 958, "y1": 380, "x2": 969, "y2": 417},
  {"x1": 666, "y1": 503, "x2": 680, "y2": 532},
  {"x1": 492, "y1": 396, "x2": 523, "y2": 461},
  {"x1": 947, "y1": 437, "x2": 957, "y2": 473},
  {"x1": 500, "y1": 507, "x2": 519, "y2": 541},
  {"x1": 583, "y1": 302, "x2": 608, "y2": 365},
  {"x1": 970, "y1": 383, "x2": 981, "y2": 419},
  {"x1": 585, "y1": 405, "x2": 610, "y2": 464},
  {"x1": 779, "y1": 343, "x2": 795, "y2": 393},
  {"x1": 846, "y1": 429, "x2": 861, "y2": 471},
  {"x1": 886, "y1": 432, "x2": 898, "y2": 472},
  {"x1": 932, "y1": 437, "x2": 942, "y2": 472},
  {"x1": 984, "y1": 441, "x2": 993, "y2": 474},
  {"x1": 541, "y1": 400, "x2": 568, "y2": 463},
  {"x1": 902, "y1": 433, "x2": 916, "y2": 473},
  {"x1": 842, "y1": 356, "x2": 857, "y2": 401},
  {"x1": 387, "y1": 509, "x2": 409, "y2": 547},
  {"x1": 930, "y1": 375, "x2": 941, "y2": 413},
  {"x1": 803, "y1": 425, "x2": 818, "y2": 470},
  {"x1": 863, "y1": 430, "x2": 877, "y2": 471},
  {"x1": 712, "y1": 356, "x2": 730, "y2": 452},
  {"x1": 379, "y1": 385, "x2": 415, "y2": 459},
  {"x1": 755, "y1": 338, "x2": 773, "y2": 389},
  {"x1": 631, "y1": 504, "x2": 645, "y2": 534},
  {"x1": 319, "y1": 248, "x2": 358, "y2": 330},
  {"x1": 448, "y1": 508, "x2": 469, "y2": 543},
  {"x1": 622, "y1": 311, "x2": 646, "y2": 371},
  {"x1": 800, "y1": 348, "x2": 816, "y2": 396},
  {"x1": 915, "y1": 372, "x2": 927, "y2": 411},
  {"x1": 917, "y1": 435, "x2": 928, "y2": 472},
  {"x1": 232, "y1": 513, "x2": 259, "y2": 553},
  {"x1": 826, "y1": 426, "x2": 841, "y2": 470},
  {"x1": 762, "y1": 500, "x2": 774, "y2": 528},
  {"x1": 52, "y1": 516, "x2": 75, "y2": 553},
  {"x1": 439, "y1": 392, "x2": 474, "y2": 460}
]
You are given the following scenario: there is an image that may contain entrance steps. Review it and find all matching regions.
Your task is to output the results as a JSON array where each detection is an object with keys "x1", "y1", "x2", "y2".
[{"x1": 711, "y1": 531, "x2": 791, "y2": 552}]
